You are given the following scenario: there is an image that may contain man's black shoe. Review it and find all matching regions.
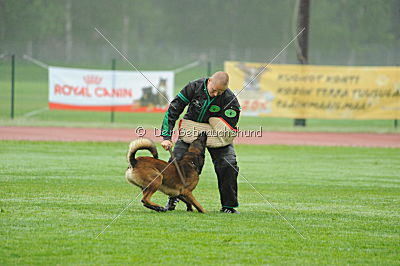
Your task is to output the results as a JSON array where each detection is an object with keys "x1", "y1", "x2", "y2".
[
  {"x1": 220, "y1": 207, "x2": 240, "y2": 214},
  {"x1": 165, "y1": 197, "x2": 179, "y2": 211}
]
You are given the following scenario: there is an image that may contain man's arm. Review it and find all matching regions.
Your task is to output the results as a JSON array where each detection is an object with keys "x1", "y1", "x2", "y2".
[
  {"x1": 222, "y1": 94, "x2": 241, "y2": 129},
  {"x1": 160, "y1": 82, "x2": 195, "y2": 148}
]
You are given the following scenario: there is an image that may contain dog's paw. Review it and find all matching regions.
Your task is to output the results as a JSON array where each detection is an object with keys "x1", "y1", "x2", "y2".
[{"x1": 186, "y1": 207, "x2": 193, "y2": 212}]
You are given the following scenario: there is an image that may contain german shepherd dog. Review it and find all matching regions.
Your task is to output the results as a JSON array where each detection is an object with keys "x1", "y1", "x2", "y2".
[{"x1": 125, "y1": 132, "x2": 207, "y2": 213}]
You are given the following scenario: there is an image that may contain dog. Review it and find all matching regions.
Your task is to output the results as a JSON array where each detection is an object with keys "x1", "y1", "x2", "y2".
[{"x1": 125, "y1": 132, "x2": 207, "y2": 213}]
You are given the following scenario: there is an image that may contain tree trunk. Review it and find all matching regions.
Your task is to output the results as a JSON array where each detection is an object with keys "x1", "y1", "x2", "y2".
[
  {"x1": 65, "y1": 0, "x2": 72, "y2": 62},
  {"x1": 122, "y1": 15, "x2": 130, "y2": 55},
  {"x1": 0, "y1": 0, "x2": 5, "y2": 41}
]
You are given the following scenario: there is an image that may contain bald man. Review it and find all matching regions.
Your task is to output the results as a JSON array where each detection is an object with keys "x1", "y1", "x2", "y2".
[{"x1": 160, "y1": 72, "x2": 241, "y2": 213}]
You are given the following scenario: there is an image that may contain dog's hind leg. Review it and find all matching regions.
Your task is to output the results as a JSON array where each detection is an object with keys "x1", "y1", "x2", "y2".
[
  {"x1": 141, "y1": 184, "x2": 166, "y2": 212},
  {"x1": 177, "y1": 195, "x2": 193, "y2": 212},
  {"x1": 181, "y1": 192, "x2": 206, "y2": 213}
]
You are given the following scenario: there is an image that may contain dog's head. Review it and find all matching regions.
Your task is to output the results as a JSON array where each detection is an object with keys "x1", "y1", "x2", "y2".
[
  {"x1": 189, "y1": 131, "x2": 207, "y2": 153},
  {"x1": 182, "y1": 132, "x2": 207, "y2": 174}
]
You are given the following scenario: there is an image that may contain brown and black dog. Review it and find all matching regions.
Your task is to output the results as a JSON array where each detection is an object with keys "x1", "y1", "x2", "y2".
[{"x1": 125, "y1": 132, "x2": 207, "y2": 213}]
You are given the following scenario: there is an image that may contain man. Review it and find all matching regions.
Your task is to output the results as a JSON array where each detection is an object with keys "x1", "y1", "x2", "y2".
[{"x1": 160, "y1": 71, "x2": 241, "y2": 213}]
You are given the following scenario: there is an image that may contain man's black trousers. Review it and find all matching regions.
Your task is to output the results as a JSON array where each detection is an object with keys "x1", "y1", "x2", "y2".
[{"x1": 169, "y1": 139, "x2": 239, "y2": 208}]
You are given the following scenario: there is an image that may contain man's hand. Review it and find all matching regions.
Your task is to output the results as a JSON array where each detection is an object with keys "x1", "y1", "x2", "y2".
[{"x1": 161, "y1": 140, "x2": 173, "y2": 151}]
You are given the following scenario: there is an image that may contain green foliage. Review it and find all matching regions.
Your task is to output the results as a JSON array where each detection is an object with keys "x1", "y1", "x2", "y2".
[
  {"x1": 0, "y1": 0, "x2": 398, "y2": 66},
  {"x1": 0, "y1": 141, "x2": 399, "y2": 264}
]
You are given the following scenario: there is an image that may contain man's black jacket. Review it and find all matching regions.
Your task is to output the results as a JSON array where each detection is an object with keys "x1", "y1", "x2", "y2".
[{"x1": 161, "y1": 78, "x2": 241, "y2": 140}]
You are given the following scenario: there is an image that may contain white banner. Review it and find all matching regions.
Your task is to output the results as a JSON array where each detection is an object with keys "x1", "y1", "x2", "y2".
[{"x1": 48, "y1": 66, "x2": 174, "y2": 112}]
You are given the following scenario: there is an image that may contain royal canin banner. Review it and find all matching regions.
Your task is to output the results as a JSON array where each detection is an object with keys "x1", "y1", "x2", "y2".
[{"x1": 48, "y1": 66, "x2": 174, "y2": 112}]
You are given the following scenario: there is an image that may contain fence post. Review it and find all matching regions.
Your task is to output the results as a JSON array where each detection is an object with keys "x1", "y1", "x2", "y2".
[
  {"x1": 111, "y1": 59, "x2": 116, "y2": 123},
  {"x1": 293, "y1": 0, "x2": 309, "y2": 127},
  {"x1": 10, "y1": 54, "x2": 15, "y2": 119}
]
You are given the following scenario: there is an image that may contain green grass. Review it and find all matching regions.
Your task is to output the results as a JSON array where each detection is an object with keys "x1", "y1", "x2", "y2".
[
  {"x1": 1, "y1": 141, "x2": 399, "y2": 264},
  {"x1": 1, "y1": 63, "x2": 399, "y2": 133}
]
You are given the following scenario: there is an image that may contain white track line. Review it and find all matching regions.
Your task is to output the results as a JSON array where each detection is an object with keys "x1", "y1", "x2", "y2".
[{"x1": 23, "y1": 107, "x2": 48, "y2": 117}]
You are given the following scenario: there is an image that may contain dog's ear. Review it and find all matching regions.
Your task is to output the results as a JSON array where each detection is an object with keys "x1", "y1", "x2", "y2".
[{"x1": 188, "y1": 138, "x2": 206, "y2": 156}]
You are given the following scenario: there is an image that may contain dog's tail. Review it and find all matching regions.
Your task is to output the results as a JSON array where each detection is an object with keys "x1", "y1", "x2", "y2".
[{"x1": 127, "y1": 138, "x2": 159, "y2": 168}]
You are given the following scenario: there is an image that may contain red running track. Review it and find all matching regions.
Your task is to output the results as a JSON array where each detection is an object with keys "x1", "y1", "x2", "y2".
[{"x1": 1, "y1": 126, "x2": 399, "y2": 148}]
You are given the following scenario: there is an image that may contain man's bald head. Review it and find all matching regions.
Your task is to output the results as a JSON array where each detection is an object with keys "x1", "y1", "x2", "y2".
[
  {"x1": 207, "y1": 71, "x2": 229, "y2": 97},
  {"x1": 211, "y1": 71, "x2": 229, "y2": 89}
]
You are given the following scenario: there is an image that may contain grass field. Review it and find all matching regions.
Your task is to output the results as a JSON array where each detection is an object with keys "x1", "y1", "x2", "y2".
[
  {"x1": 1, "y1": 140, "x2": 399, "y2": 264},
  {"x1": 0, "y1": 63, "x2": 399, "y2": 133}
]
